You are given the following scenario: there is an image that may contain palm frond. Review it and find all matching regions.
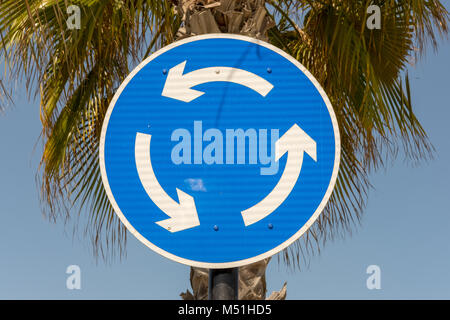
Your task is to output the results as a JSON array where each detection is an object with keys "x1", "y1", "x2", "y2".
[
  {"x1": 267, "y1": 0, "x2": 447, "y2": 268},
  {"x1": 0, "y1": 0, "x2": 177, "y2": 261}
]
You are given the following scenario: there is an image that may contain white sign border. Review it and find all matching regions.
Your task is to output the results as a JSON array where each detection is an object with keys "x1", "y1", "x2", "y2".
[{"x1": 99, "y1": 34, "x2": 341, "y2": 269}]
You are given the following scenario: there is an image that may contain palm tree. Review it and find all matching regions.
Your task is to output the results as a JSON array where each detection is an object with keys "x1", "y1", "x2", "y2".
[{"x1": 0, "y1": 0, "x2": 447, "y2": 299}]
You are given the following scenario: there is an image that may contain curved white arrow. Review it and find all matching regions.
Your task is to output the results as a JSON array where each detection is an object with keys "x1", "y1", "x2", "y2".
[
  {"x1": 241, "y1": 124, "x2": 317, "y2": 226},
  {"x1": 162, "y1": 60, "x2": 274, "y2": 102},
  {"x1": 135, "y1": 132, "x2": 200, "y2": 233}
]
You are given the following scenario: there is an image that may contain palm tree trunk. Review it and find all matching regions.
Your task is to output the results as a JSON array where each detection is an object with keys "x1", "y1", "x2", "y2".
[
  {"x1": 174, "y1": 0, "x2": 275, "y2": 40},
  {"x1": 173, "y1": 0, "x2": 285, "y2": 300},
  {"x1": 180, "y1": 258, "x2": 287, "y2": 300}
]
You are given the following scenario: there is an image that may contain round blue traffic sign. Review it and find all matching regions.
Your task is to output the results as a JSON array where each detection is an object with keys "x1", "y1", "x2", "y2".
[{"x1": 99, "y1": 34, "x2": 340, "y2": 268}]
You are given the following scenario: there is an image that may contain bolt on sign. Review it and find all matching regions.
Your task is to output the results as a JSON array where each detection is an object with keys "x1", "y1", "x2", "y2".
[{"x1": 99, "y1": 34, "x2": 340, "y2": 268}]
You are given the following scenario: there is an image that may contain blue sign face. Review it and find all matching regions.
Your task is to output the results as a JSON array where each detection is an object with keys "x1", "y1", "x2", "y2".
[{"x1": 99, "y1": 34, "x2": 340, "y2": 268}]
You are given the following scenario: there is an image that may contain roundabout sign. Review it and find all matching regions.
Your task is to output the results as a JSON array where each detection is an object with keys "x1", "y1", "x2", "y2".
[{"x1": 99, "y1": 34, "x2": 340, "y2": 268}]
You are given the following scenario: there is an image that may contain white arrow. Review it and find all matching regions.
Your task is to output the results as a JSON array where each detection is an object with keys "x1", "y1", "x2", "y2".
[
  {"x1": 241, "y1": 124, "x2": 317, "y2": 226},
  {"x1": 135, "y1": 132, "x2": 200, "y2": 233},
  {"x1": 161, "y1": 60, "x2": 274, "y2": 102}
]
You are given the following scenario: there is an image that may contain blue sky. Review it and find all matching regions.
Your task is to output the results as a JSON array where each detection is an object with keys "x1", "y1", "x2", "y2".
[{"x1": 1, "y1": 32, "x2": 449, "y2": 299}]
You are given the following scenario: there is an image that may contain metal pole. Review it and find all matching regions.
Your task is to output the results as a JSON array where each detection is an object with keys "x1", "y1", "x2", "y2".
[{"x1": 208, "y1": 268, "x2": 239, "y2": 300}]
